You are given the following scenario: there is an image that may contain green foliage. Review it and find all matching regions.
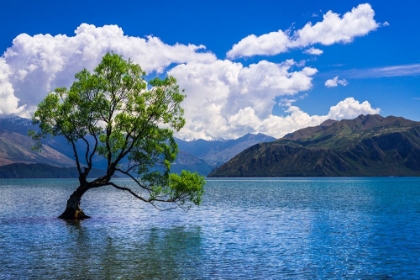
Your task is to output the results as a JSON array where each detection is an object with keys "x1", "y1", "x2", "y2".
[
  {"x1": 30, "y1": 52, "x2": 204, "y2": 208},
  {"x1": 210, "y1": 115, "x2": 420, "y2": 177},
  {"x1": 169, "y1": 171, "x2": 205, "y2": 206}
]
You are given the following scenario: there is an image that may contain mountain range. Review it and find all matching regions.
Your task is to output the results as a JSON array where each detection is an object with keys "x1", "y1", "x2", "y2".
[
  {"x1": 0, "y1": 163, "x2": 108, "y2": 179},
  {"x1": 3, "y1": 114, "x2": 419, "y2": 178},
  {"x1": 209, "y1": 114, "x2": 420, "y2": 177},
  {"x1": 0, "y1": 117, "x2": 275, "y2": 177},
  {"x1": 0, "y1": 117, "x2": 75, "y2": 167},
  {"x1": 176, "y1": 133, "x2": 276, "y2": 167}
]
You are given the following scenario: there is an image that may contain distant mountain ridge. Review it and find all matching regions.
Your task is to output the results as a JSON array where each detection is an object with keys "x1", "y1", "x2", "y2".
[
  {"x1": 176, "y1": 133, "x2": 276, "y2": 167},
  {"x1": 209, "y1": 114, "x2": 420, "y2": 177},
  {"x1": 0, "y1": 163, "x2": 108, "y2": 178},
  {"x1": 0, "y1": 130, "x2": 75, "y2": 167},
  {"x1": 0, "y1": 117, "x2": 276, "y2": 177}
]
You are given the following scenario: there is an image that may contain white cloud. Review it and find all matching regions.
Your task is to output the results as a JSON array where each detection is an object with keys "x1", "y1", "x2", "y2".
[
  {"x1": 0, "y1": 58, "x2": 27, "y2": 117},
  {"x1": 304, "y1": 47, "x2": 323, "y2": 55},
  {"x1": 243, "y1": 98, "x2": 380, "y2": 139},
  {"x1": 169, "y1": 59, "x2": 317, "y2": 139},
  {"x1": 292, "y1": 3, "x2": 378, "y2": 47},
  {"x1": 227, "y1": 30, "x2": 291, "y2": 59},
  {"x1": 168, "y1": 58, "x2": 378, "y2": 139},
  {"x1": 1, "y1": 24, "x2": 216, "y2": 116},
  {"x1": 0, "y1": 23, "x2": 381, "y2": 140},
  {"x1": 336, "y1": 63, "x2": 420, "y2": 78},
  {"x1": 279, "y1": 98, "x2": 296, "y2": 107},
  {"x1": 327, "y1": 97, "x2": 380, "y2": 119},
  {"x1": 227, "y1": 3, "x2": 378, "y2": 59},
  {"x1": 325, "y1": 76, "x2": 348, "y2": 87},
  {"x1": 181, "y1": 97, "x2": 379, "y2": 139}
]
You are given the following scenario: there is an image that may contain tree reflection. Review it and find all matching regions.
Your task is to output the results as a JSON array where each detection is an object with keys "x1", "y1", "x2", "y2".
[{"x1": 63, "y1": 223, "x2": 203, "y2": 279}]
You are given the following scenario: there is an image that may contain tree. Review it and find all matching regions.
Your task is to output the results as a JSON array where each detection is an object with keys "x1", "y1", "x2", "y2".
[{"x1": 30, "y1": 53, "x2": 205, "y2": 220}]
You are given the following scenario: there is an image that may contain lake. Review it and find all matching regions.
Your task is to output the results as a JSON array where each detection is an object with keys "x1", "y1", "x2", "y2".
[{"x1": 1, "y1": 178, "x2": 420, "y2": 279}]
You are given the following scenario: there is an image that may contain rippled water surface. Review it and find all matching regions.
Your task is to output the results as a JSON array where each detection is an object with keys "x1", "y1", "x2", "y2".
[{"x1": 1, "y1": 178, "x2": 420, "y2": 279}]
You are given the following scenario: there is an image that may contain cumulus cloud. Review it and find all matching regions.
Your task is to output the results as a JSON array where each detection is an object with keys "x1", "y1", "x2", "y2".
[
  {"x1": 291, "y1": 3, "x2": 378, "y2": 47},
  {"x1": 227, "y1": 29, "x2": 291, "y2": 59},
  {"x1": 325, "y1": 76, "x2": 348, "y2": 87},
  {"x1": 174, "y1": 97, "x2": 379, "y2": 139},
  {"x1": 227, "y1": 3, "x2": 378, "y2": 59},
  {"x1": 0, "y1": 58, "x2": 27, "y2": 116},
  {"x1": 327, "y1": 97, "x2": 380, "y2": 119},
  {"x1": 0, "y1": 23, "x2": 381, "y2": 140},
  {"x1": 223, "y1": 98, "x2": 380, "y2": 139},
  {"x1": 168, "y1": 57, "x2": 378, "y2": 139},
  {"x1": 169, "y1": 59, "x2": 317, "y2": 139},
  {"x1": 1, "y1": 24, "x2": 216, "y2": 116},
  {"x1": 304, "y1": 47, "x2": 323, "y2": 55}
]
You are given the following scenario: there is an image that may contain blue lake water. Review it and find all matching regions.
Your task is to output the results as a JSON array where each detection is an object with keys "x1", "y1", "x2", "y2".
[{"x1": 1, "y1": 178, "x2": 420, "y2": 279}]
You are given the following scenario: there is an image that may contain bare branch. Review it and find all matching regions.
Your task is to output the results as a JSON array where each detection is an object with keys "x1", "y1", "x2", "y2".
[
  {"x1": 87, "y1": 129, "x2": 99, "y2": 168},
  {"x1": 80, "y1": 136, "x2": 91, "y2": 168},
  {"x1": 109, "y1": 182, "x2": 148, "y2": 203},
  {"x1": 68, "y1": 137, "x2": 83, "y2": 177},
  {"x1": 114, "y1": 167, "x2": 151, "y2": 191}
]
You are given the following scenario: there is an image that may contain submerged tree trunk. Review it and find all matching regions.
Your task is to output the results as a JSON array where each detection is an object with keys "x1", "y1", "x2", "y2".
[{"x1": 58, "y1": 184, "x2": 91, "y2": 220}]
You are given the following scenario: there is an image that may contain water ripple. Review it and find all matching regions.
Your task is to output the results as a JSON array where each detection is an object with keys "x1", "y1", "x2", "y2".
[{"x1": 1, "y1": 178, "x2": 420, "y2": 279}]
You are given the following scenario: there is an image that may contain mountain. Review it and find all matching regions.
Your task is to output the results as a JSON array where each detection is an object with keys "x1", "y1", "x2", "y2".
[
  {"x1": 0, "y1": 163, "x2": 108, "y2": 178},
  {"x1": 209, "y1": 115, "x2": 420, "y2": 177},
  {"x1": 0, "y1": 117, "x2": 221, "y2": 176},
  {"x1": 176, "y1": 133, "x2": 276, "y2": 167},
  {"x1": 0, "y1": 116, "x2": 77, "y2": 165},
  {"x1": 0, "y1": 116, "x2": 35, "y2": 134},
  {"x1": 171, "y1": 150, "x2": 213, "y2": 175},
  {"x1": 0, "y1": 117, "x2": 276, "y2": 177},
  {"x1": 0, "y1": 130, "x2": 75, "y2": 167}
]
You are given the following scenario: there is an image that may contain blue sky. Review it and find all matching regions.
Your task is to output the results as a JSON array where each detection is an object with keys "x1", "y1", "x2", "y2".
[{"x1": 1, "y1": 0, "x2": 419, "y2": 139}]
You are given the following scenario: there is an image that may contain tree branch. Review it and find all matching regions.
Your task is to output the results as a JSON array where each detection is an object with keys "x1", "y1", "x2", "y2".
[
  {"x1": 68, "y1": 137, "x2": 83, "y2": 177},
  {"x1": 109, "y1": 182, "x2": 148, "y2": 203},
  {"x1": 114, "y1": 167, "x2": 151, "y2": 191}
]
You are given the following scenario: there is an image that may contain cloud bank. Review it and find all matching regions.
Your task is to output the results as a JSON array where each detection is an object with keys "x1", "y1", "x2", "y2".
[
  {"x1": 227, "y1": 3, "x2": 378, "y2": 59},
  {"x1": 2, "y1": 24, "x2": 216, "y2": 116},
  {"x1": 0, "y1": 4, "x2": 383, "y2": 139},
  {"x1": 0, "y1": 58, "x2": 26, "y2": 115},
  {"x1": 169, "y1": 59, "x2": 318, "y2": 139}
]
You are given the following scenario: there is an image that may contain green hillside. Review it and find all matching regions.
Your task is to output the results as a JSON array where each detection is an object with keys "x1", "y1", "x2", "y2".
[{"x1": 209, "y1": 115, "x2": 420, "y2": 177}]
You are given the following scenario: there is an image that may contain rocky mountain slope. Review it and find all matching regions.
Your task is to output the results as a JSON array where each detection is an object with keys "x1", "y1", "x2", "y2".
[
  {"x1": 0, "y1": 130, "x2": 75, "y2": 167},
  {"x1": 209, "y1": 115, "x2": 420, "y2": 177},
  {"x1": 0, "y1": 118, "x2": 211, "y2": 176}
]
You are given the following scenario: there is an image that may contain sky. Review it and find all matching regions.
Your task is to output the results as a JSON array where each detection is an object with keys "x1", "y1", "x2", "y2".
[{"x1": 1, "y1": 0, "x2": 419, "y2": 140}]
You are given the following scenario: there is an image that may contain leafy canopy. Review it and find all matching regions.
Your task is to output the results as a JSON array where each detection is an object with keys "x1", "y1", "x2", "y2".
[{"x1": 30, "y1": 53, "x2": 204, "y2": 209}]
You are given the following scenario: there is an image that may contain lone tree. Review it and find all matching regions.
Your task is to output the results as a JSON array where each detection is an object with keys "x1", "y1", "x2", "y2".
[{"x1": 30, "y1": 53, "x2": 205, "y2": 220}]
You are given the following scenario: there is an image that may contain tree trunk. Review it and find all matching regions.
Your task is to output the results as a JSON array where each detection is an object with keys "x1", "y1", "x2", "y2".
[{"x1": 58, "y1": 184, "x2": 91, "y2": 220}]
